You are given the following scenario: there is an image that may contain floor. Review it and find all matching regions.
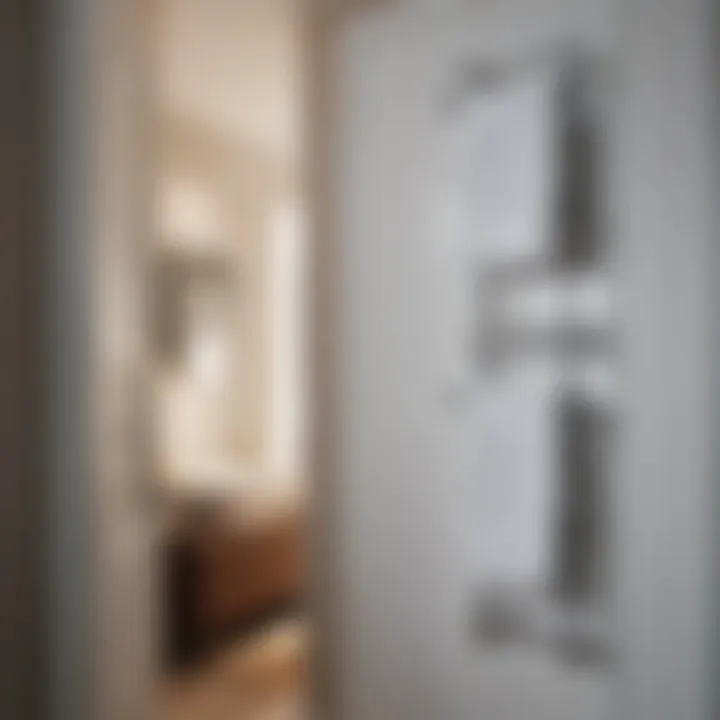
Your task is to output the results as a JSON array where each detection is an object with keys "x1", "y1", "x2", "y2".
[
  {"x1": 160, "y1": 617, "x2": 607, "y2": 720},
  {"x1": 162, "y1": 619, "x2": 307, "y2": 720}
]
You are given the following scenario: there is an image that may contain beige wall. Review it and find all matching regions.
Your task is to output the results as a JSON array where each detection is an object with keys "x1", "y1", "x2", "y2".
[
  {"x1": 154, "y1": 112, "x2": 301, "y2": 478},
  {"x1": 150, "y1": 0, "x2": 305, "y2": 492}
]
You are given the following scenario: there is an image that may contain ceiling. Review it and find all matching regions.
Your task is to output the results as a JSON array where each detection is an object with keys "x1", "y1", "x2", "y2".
[{"x1": 154, "y1": 0, "x2": 301, "y2": 161}]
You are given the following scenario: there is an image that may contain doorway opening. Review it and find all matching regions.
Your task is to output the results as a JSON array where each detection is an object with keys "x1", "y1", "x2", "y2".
[{"x1": 147, "y1": 2, "x2": 310, "y2": 717}]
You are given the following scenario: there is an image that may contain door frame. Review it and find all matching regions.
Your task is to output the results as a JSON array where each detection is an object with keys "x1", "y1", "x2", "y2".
[{"x1": 47, "y1": 1, "x2": 353, "y2": 719}]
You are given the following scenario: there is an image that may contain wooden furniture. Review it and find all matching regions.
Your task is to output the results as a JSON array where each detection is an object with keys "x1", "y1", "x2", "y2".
[{"x1": 164, "y1": 503, "x2": 305, "y2": 667}]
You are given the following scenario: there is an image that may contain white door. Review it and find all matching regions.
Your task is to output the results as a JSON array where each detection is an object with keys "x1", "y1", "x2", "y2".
[{"x1": 327, "y1": 1, "x2": 718, "y2": 719}]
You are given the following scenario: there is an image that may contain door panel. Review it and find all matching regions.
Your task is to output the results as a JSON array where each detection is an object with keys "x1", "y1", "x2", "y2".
[{"x1": 328, "y1": 1, "x2": 718, "y2": 719}]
